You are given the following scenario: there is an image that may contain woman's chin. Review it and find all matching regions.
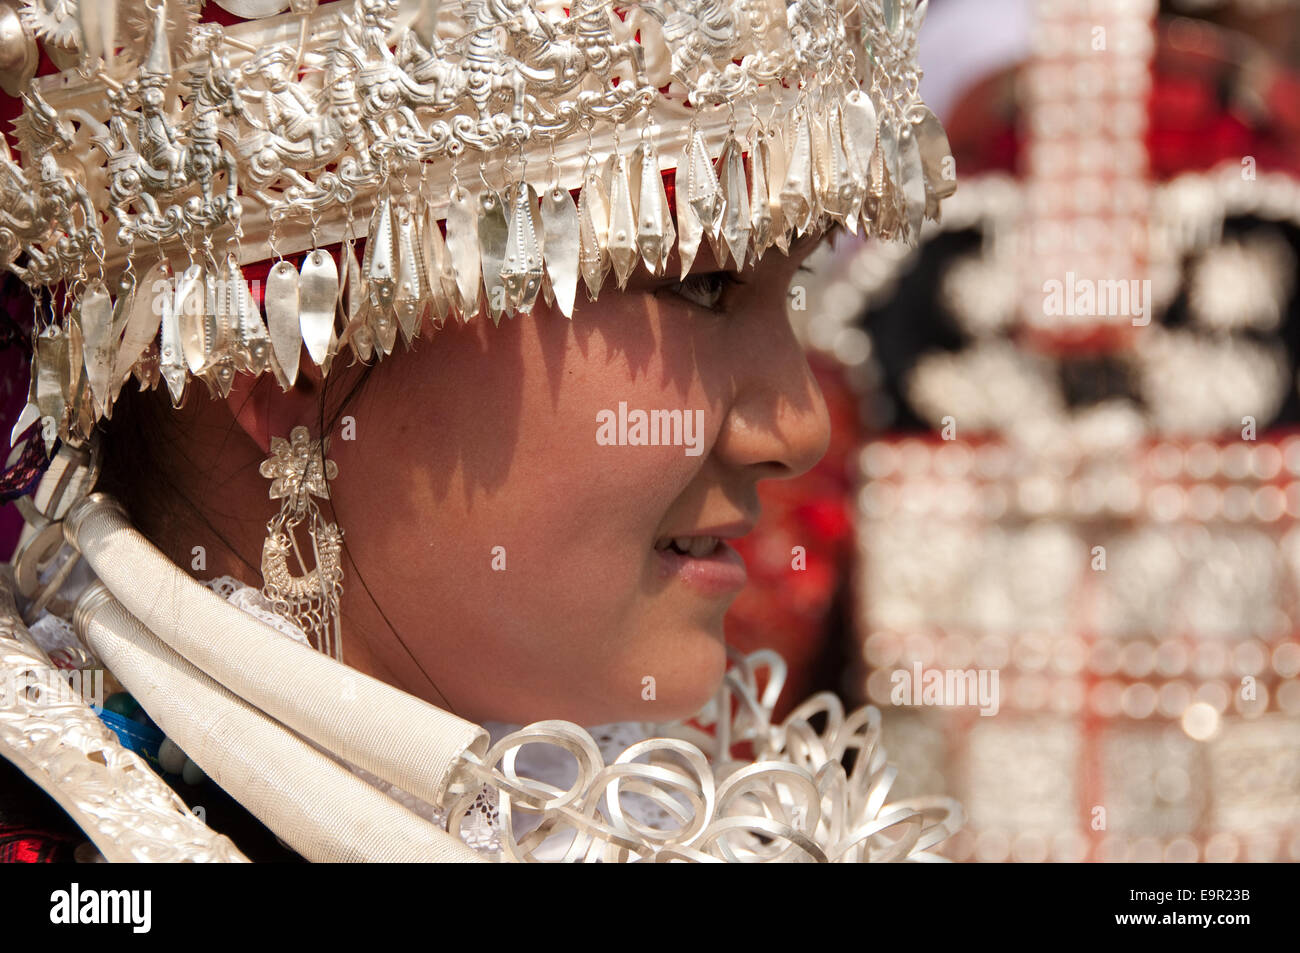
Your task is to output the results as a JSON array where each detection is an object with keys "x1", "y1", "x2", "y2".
[
  {"x1": 436, "y1": 610, "x2": 731, "y2": 726},
  {"x1": 528, "y1": 629, "x2": 728, "y2": 726},
  {"x1": 623, "y1": 623, "x2": 729, "y2": 722}
]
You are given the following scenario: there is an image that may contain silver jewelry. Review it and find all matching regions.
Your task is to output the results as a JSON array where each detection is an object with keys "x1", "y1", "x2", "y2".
[
  {"x1": 3, "y1": 0, "x2": 954, "y2": 451},
  {"x1": 258, "y1": 425, "x2": 343, "y2": 661}
]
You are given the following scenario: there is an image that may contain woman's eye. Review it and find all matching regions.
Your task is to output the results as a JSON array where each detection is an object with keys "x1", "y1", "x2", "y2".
[{"x1": 666, "y1": 272, "x2": 742, "y2": 312}]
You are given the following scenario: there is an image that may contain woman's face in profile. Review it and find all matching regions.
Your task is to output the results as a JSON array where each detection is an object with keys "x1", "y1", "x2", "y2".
[{"x1": 327, "y1": 232, "x2": 832, "y2": 725}]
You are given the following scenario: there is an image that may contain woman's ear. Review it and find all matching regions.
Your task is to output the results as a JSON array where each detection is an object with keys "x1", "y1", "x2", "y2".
[{"x1": 225, "y1": 358, "x2": 324, "y2": 455}]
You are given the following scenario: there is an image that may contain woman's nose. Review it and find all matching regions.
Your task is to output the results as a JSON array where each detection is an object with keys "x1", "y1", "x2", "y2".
[{"x1": 711, "y1": 308, "x2": 832, "y2": 482}]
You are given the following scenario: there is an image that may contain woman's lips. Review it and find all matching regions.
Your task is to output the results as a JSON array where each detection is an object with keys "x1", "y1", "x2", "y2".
[{"x1": 654, "y1": 538, "x2": 748, "y2": 597}]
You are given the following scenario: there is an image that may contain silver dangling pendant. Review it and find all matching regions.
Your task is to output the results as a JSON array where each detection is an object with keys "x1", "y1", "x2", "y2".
[
  {"x1": 602, "y1": 149, "x2": 638, "y2": 289},
  {"x1": 300, "y1": 248, "x2": 339, "y2": 369},
  {"x1": 478, "y1": 188, "x2": 509, "y2": 325},
  {"x1": 898, "y1": 122, "x2": 927, "y2": 247},
  {"x1": 266, "y1": 258, "x2": 302, "y2": 387},
  {"x1": 78, "y1": 279, "x2": 113, "y2": 419},
  {"x1": 202, "y1": 263, "x2": 236, "y2": 400},
  {"x1": 175, "y1": 263, "x2": 206, "y2": 377},
  {"x1": 259, "y1": 425, "x2": 345, "y2": 662},
  {"x1": 339, "y1": 238, "x2": 374, "y2": 363},
  {"x1": 446, "y1": 185, "x2": 482, "y2": 321},
  {"x1": 715, "y1": 134, "x2": 751, "y2": 271},
  {"x1": 364, "y1": 198, "x2": 398, "y2": 356},
  {"x1": 629, "y1": 135, "x2": 674, "y2": 277},
  {"x1": 501, "y1": 181, "x2": 544, "y2": 315},
  {"x1": 393, "y1": 205, "x2": 425, "y2": 346},
  {"x1": 914, "y1": 105, "x2": 958, "y2": 222},
  {"x1": 158, "y1": 269, "x2": 186, "y2": 407},
  {"x1": 577, "y1": 162, "x2": 610, "y2": 300},
  {"x1": 781, "y1": 103, "x2": 815, "y2": 236},
  {"x1": 540, "y1": 183, "x2": 579, "y2": 318},
  {"x1": 420, "y1": 202, "x2": 452, "y2": 327},
  {"x1": 113, "y1": 258, "x2": 166, "y2": 403}
]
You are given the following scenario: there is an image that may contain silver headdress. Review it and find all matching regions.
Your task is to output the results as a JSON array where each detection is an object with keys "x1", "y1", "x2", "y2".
[{"x1": 3, "y1": 0, "x2": 953, "y2": 451}]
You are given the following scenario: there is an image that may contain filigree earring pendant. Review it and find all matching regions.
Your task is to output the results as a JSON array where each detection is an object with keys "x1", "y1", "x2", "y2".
[{"x1": 259, "y1": 426, "x2": 344, "y2": 661}]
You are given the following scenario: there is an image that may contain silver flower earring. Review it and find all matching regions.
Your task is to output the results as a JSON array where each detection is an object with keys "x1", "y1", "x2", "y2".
[{"x1": 258, "y1": 426, "x2": 344, "y2": 661}]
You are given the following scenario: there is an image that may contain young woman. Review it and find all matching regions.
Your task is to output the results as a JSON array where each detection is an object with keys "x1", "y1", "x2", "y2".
[{"x1": 0, "y1": 0, "x2": 960, "y2": 862}]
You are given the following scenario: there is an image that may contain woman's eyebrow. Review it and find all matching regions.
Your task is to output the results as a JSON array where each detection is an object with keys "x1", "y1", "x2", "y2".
[{"x1": 621, "y1": 269, "x2": 675, "y2": 291}]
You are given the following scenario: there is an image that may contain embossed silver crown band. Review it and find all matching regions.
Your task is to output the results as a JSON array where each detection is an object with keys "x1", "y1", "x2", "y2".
[{"x1": 4, "y1": 0, "x2": 955, "y2": 452}]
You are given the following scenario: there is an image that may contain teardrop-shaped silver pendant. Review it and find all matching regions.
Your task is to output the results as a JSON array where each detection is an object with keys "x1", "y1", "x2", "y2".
[
  {"x1": 685, "y1": 129, "x2": 722, "y2": 236},
  {"x1": 478, "y1": 189, "x2": 509, "y2": 325},
  {"x1": 676, "y1": 135, "x2": 704, "y2": 279},
  {"x1": 202, "y1": 268, "x2": 226, "y2": 376},
  {"x1": 748, "y1": 141, "x2": 772, "y2": 265},
  {"x1": 781, "y1": 106, "x2": 815, "y2": 236},
  {"x1": 630, "y1": 139, "x2": 675, "y2": 277},
  {"x1": 300, "y1": 249, "x2": 339, "y2": 367},
  {"x1": 716, "y1": 135, "x2": 751, "y2": 271},
  {"x1": 841, "y1": 89, "x2": 878, "y2": 186},
  {"x1": 362, "y1": 198, "x2": 392, "y2": 281},
  {"x1": 231, "y1": 255, "x2": 270, "y2": 376},
  {"x1": 763, "y1": 125, "x2": 791, "y2": 254},
  {"x1": 502, "y1": 182, "x2": 544, "y2": 316},
  {"x1": 116, "y1": 259, "x2": 169, "y2": 398},
  {"x1": 266, "y1": 259, "x2": 302, "y2": 387},
  {"x1": 32, "y1": 325, "x2": 70, "y2": 450},
  {"x1": 340, "y1": 239, "x2": 373, "y2": 363},
  {"x1": 99, "y1": 270, "x2": 136, "y2": 419},
  {"x1": 446, "y1": 186, "x2": 482, "y2": 321},
  {"x1": 65, "y1": 315, "x2": 94, "y2": 443},
  {"x1": 914, "y1": 105, "x2": 957, "y2": 221},
  {"x1": 540, "y1": 185, "x2": 579, "y2": 318},
  {"x1": 824, "y1": 104, "x2": 860, "y2": 229},
  {"x1": 577, "y1": 167, "x2": 610, "y2": 300},
  {"x1": 809, "y1": 103, "x2": 831, "y2": 216},
  {"x1": 420, "y1": 205, "x2": 451, "y2": 326},
  {"x1": 899, "y1": 123, "x2": 927, "y2": 246},
  {"x1": 366, "y1": 198, "x2": 397, "y2": 319},
  {"x1": 343, "y1": 240, "x2": 366, "y2": 325},
  {"x1": 158, "y1": 281, "x2": 186, "y2": 407},
  {"x1": 393, "y1": 207, "x2": 424, "y2": 345},
  {"x1": 879, "y1": 119, "x2": 902, "y2": 213},
  {"x1": 78, "y1": 280, "x2": 113, "y2": 417},
  {"x1": 604, "y1": 151, "x2": 638, "y2": 289},
  {"x1": 174, "y1": 264, "x2": 206, "y2": 376}
]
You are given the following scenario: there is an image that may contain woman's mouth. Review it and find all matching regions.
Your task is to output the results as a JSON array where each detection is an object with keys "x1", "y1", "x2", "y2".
[
  {"x1": 658, "y1": 536, "x2": 721, "y2": 557},
  {"x1": 653, "y1": 534, "x2": 748, "y2": 596}
]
